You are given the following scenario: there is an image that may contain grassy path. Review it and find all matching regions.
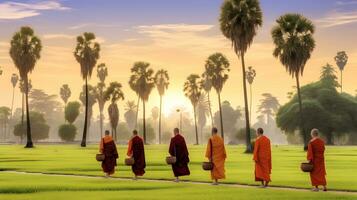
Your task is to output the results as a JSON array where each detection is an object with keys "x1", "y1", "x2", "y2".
[{"x1": 3, "y1": 170, "x2": 357, "y2": 196}]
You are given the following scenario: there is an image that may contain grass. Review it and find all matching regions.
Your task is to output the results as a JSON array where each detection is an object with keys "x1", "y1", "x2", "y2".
[
  {"x1": 0, "y1": 172, "x2": 355, "y2": 200},
  {"x1": 0, "y1": 144, "x2": 356, "y2": 192}
]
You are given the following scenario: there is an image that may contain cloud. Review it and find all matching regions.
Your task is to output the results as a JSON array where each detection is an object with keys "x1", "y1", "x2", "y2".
[
  {"x1": 0, "y1": 1, "x2": 69, "y2": 20},
  {"x1": 316, "y1": 11, "x2": 357, "y2": 28},
  {"x1": 336, "y1": 0, "x2": 357, "y2": 6},
  {"x1": 133, "y1": 23, "x2": 228, "y2": 54},
  {"x1": 43, "y1": 34, "x2": 75, "y2": 40},
  {"x1": 42, "y1": 34, "x2": 106, "y2": 43},
  {"x1": 68, "y1": 23, "x2": 120, "y2": 30}
]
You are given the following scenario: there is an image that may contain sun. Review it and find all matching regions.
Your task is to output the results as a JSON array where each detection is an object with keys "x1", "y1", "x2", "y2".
[{"x1": 161, "y1": 92, "x2": 192, "y2": 117}]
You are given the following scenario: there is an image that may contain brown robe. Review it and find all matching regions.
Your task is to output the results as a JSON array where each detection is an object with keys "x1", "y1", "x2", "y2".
[
  {"x1": 253, "y1": 135, "x2": 272, "y2": 182},
  {"x1": 307, "y1": 138, "x2": 327, "y2": 186},
  {"x1": 100, "y1": 135, "x2": 118, "y2": 175},
  {"x1": 127, "y1": 135, "x2": 146, "y2": 176},
  {"x1": 169, "y1": 134, "x2": 190, "y2": 177}
]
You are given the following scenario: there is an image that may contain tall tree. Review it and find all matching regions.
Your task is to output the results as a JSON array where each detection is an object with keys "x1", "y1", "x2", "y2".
[
  {"x1": 9, "y1": 26, "x2": 42, "y2": 148},
  {"x1": 124, "y1": 101, "x2": 137, "y2": 131},
  {"x1": 129, "y1": 62, "x2": 155, "y2": 144},
  {"x1": 184, "y1": 74, "x2": 202, "y2": 145},
  {"x1": 0, "y1": 107, "x2": 11, "y2": 140},
  {"x1": 79, "y1": 85, "x2": 97, "y2": 141},
  {"x1": 10, "y1": 74, "x2": 19, "y2": 117},
  {"x1": 60, "y1": 84, "x2": 71, "y2": 107},
  {"x1": 334, "y1": 51, "x2": 348, "y2": 93},
  {"x1": 197, "y1": 94, "x2": 210, "y2": 143},
  {"x1": 74, "y1": 32, "x2": 100, "y2": 147},
  {"x1": 272, "y1": 13, "x2": 315, "y2": 150},
  {"x1": 246, "y1": 66, "x2": 256, "y2": 123},
  {"x1": 154, "y1": 69, "x2": 169, "y2": 144},
  {"x1": 220, "y1": 0, "x2": 262, "y2": 152},
  {"x1": 105, "y1": 82, "x2": 124, "y2": 141},
  {"x1": 204, "y1": 53, "x2": 230, "y2": 140},
  {"x1": 201, "y1": 71, "x2": 214, "y2": 127},
  {"x1": 96, "y1": 63, "x2": 108, "y2": 136},
  {"x1": 257, "y1": 93, "x2": 280, "y2": 126}
]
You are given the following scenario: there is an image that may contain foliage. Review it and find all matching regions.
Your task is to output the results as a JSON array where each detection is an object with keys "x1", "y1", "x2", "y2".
[
  {"x1": 276, "y1": 72, "x2": 357, "y2": 145},
  {"x1": 214, "y1": 101, "x2": 241, "y2": 142},
  {"x1": 204, "y1": 53, "x2": 230, "y2": 93},
  {"x1": 13, "y1": 111, "x2": 49, "y2": 141},
  {"x1": 124, "y1": 101, "x2": 137, "y2": 131},
  {"x1": 60, "y1": 84, "x2": 71, "y2": 105},
  {"x1": 58, "y1": 124, "x2": 77, "y2": 142},
  {"x1": 219, "y1": 0, "x2": 263, "y2": 55},
  {"x1": 65, "y1": 101, "x2": 81, "y2": 124},
  {"x1": 257, "y1": 93, "x2": 280, "y2": 124}
]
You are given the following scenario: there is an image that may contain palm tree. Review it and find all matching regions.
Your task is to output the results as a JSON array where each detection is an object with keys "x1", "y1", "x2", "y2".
[
  {"x1": 257, "y1": 93, "x2": 280, "y2": 126},
  {"x1": 9, "y1": 26, "x2": 42, "y2": 148},
  {"x1": 129, "y1": 74, "x2": 140, "y2": 128},
  {"x1": 220, "y1": 0, "x2": 262, "y2": 152},
  {"x1": 204, "y1": 53, "x2": 230, "y2": 140},
  {"x1": 129, "y1": 62, "x2": 155, "y2": 144},
  {"x1": 197, "y1": 94, "x2": 210, "y2": 143},
  {"x1": 246, "y1": 66, "x2": 256, "y2": 123},
  {"x1": 105, "y1": 82, "x2": 124, "y2": 141},
  {"x1": 60, "y1": 84, "x2": 71, "y2": 106},
  {"x1": 334, "y1": 51, "x2": 348, "y2": 93},
  {"x1": 96, "y1": 63, "x2": 108, "y2": 137},
  {"x1": 79, "y1": 85, "x2": 97, "y2": 141},
  {"x1": 184, "y1": 74, "x2": 202, "y2": 145},
  {"x1": 154, "y1": 69, "x2": 169, "y2": 144},
  {"x1": 124, "y1": 101, "x2": 137, "y2": 131},
  {"x1": 74, "y1": 32, "x2": 100, "y2": 147},
  {"x1": 272, "y1": 13, "x2": 315, "y2": 150},
  {"x1": 10, "y1": 74, "x2": 19, "y2": 117},
  {"x1": 201, "y1": 72, "x2": 214, "y2": 127}
]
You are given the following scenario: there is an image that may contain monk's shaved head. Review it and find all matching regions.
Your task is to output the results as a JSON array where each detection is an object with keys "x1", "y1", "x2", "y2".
[
  {"x1": 212, "y1": 127, "x2": 218, "y2": 134},
  {"x1": 133, "y1": 130, "x2": 138, "y2": 135},
  {"x1": 311, "y1": 128, "x2": 319, "y2": 137},
  {"x1": 105, "y1": 130, "x2": 110, "y2": 135},
  {"x1": 174, "y1": 128, "x2": 179, "y2": 134},
  {"x1": 257, "y1": 128, "x2": 264, "y2": 135}
]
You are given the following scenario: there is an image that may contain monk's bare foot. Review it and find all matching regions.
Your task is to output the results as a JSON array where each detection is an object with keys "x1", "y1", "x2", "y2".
[
  {"x1": 174, "y1": 177, "x2": 179, "y2": 182},
  {"x1": 133, "y1": 176, "x2": 137, "y2": 181},
  {"x1": 323, "y1": 187, "x2": 327, "y2": 192},
  {"x1": 312, "y1": 188, "x2": 319, "y2": 192},
  {"x1": 212, "y1": 181, "x2": 219, "y2": 185},
  {"x1": 105, "y1": 174, "x2": 110, "y2": 178}
]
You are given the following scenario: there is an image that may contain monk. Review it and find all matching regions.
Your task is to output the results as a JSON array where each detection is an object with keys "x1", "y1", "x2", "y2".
[
  {"x1": 253, "y1": 128, "x2": 272, "y2": 188},
  {"x1": 169, "y1": 128, "x2": 190, "y2": 182},
  {"x1": 307, "y1": 128, "x2": 327, "y2": 192},
  {"x1": 205, "y1": 127, "x2": 226, "y2": 185},
  {"x1": 99, "y1": 130, "x2": 118, "y2": 177},
  {"x1": 127, "y1": 130, "x2": 146, "y2": 180}
]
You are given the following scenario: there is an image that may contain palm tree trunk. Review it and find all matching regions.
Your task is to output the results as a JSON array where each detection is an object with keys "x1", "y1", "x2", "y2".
[
  {"x1": 296, "y1": 75, "x2": 308, "y2": 150},
  {"x1": 207, "y1": 92, "x2": 214, "y2": 127},
  {"x1": 100, "y1": 110, "x2": 103, "y2": 138},
  {"x1": 240, "y1": 53, "x2": 252, "y2": 153},
  {"x1": 21, "y1": 92, "x2": 24, "y2": 143},
  {"x1": 81, "y1": 77, "x2": 89, "y2": 147},
  {"x1": 135, "y1": 95, "x2": 140, "y2": 128},
  {"x1": 193, "y1": 105, "x2": 199, "y2": 145},
  {"x1": 249, "y1": 84, "x2": 253, "y2": 124},
  {"x1": 24, "y1": 76, "x2": 33, "y2": 148},
  {"x1": 217, "y1": 92, "x2": 224, "y2": 140},
  {"x1": 10, "y1": 87, "x2": 15, "y2": 118},
  {"x1": 143, "y1": 100, "x2": 146, "y2": 144},
  {"x1": 340, "y1": 70, "x2": 343, "y2": 93},
  {"x1": 159, "y1": 95, "x2": 162, "y2": 144}
]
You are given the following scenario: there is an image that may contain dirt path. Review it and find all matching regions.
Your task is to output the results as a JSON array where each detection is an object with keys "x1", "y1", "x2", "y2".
[{"x1": 2, "y1": 170, "x2": 357, "y2": 196}]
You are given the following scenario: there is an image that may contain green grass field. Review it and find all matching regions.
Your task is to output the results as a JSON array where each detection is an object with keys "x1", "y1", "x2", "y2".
[{"x1": 0, "y1": 144, "x2": 356, "y2": 199}]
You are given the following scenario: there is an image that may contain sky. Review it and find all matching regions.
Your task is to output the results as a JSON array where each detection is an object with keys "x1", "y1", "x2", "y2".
[{"x1": 0, "y1": 0, "x2": 357, "y2": 124}]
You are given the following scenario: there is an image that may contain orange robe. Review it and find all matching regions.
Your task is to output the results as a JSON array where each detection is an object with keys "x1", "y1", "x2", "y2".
[
  {"x1": 253, "y1": 135, "x2": 272, "y2": 182},
  {"x1": 99, "y1": 135, "x2": 118, "y2": 175},
  {"x1": 205, "y1": 135, "x2": 226, "y2": 180},
  {"x1": 307, "y1": 138, "x2": 327, "y2": 186}
]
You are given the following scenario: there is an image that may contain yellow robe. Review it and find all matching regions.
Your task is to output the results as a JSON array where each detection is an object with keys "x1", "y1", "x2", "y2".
[{"x1": 205, "y1": 134, "x2": 226, "y2": 180}]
